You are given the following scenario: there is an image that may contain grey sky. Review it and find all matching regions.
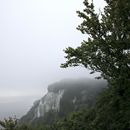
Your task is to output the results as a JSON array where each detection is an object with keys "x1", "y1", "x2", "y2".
[{"x1": 0, "y1": 0, "x2": 106, "y2": 119}]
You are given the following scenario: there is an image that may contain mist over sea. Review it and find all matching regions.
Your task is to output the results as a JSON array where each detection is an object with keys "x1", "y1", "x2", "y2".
[{"x1": 0, "y1": 95, "x2": 42, "y2": 120}]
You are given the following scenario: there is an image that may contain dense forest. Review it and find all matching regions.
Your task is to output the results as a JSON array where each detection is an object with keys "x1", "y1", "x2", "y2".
[{"x1": 0, "y1": 0, "x2": 130, "y2": 130}]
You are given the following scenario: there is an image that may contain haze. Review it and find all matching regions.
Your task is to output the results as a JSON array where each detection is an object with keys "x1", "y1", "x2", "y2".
[{"x1": 0, "y1": 0, "x2": 106, "y2": 119}]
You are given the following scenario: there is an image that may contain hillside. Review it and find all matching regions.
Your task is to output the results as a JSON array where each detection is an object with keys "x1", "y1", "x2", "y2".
[{"x1": 20, "y1": 78, "x2": 107, "y2": 125}]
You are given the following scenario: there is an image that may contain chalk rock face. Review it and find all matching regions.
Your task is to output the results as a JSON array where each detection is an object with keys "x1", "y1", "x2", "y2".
[
  {"x1": 35, "y1": 90, "x2": 64, "y2": 118},
  {"x1": 20, "y1": 79, "x2": 107, "y2": 124}
]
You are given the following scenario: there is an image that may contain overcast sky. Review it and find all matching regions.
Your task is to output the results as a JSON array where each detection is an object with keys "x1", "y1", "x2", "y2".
[{"x1": 0, "y1": 0, "x2": 106, "y2": 119}]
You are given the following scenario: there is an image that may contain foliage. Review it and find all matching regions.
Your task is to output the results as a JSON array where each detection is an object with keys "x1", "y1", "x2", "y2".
[
  {"x1": 93, "y1": 84, "x2": 130, "y2": 130},
  {"x1": 0, "y1": 117, "x2": 17, "y2": 130},
  {"x1": 53, "y1": 109, "x2": 96, "y2": 130},
  {"x1": 60, "y1": 0, "x2": 130, "y2": 129},
  {"x1": 61, "y1": 0, "x2": 130, "y2": 83}
]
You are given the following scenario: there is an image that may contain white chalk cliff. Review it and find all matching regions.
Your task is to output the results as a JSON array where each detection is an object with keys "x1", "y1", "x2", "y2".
[
  {"x1": 20, "y1": 79, "x2": 106, "y2": 124},
  {"x1": 35, "y1": 90, "x2": 64, "y2": 118}
]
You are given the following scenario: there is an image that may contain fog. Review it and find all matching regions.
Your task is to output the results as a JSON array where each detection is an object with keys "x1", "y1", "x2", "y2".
[{"x1": 0, "y1": 0, "x2": 106, "y2": 119}]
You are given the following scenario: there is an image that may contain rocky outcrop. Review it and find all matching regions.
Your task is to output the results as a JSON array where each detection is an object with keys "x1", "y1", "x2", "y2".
[
  {"x1": 20, "y1": 79, "x2": 107, "y2": 124},
  {"x1": 35, "y1": 90, "x2": 64, "y2": 118}
]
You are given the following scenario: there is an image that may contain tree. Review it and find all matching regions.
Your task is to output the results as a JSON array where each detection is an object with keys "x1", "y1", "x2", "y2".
[
  {"x1": 61, "y1": 0, "x2": 130, "y2": 86},
  {"x1": 61, "y1": 0, "x2": 130, "y2": 129},
  {"x1": 0, "y1": 117, "x2": 17, "y2": 130}
]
